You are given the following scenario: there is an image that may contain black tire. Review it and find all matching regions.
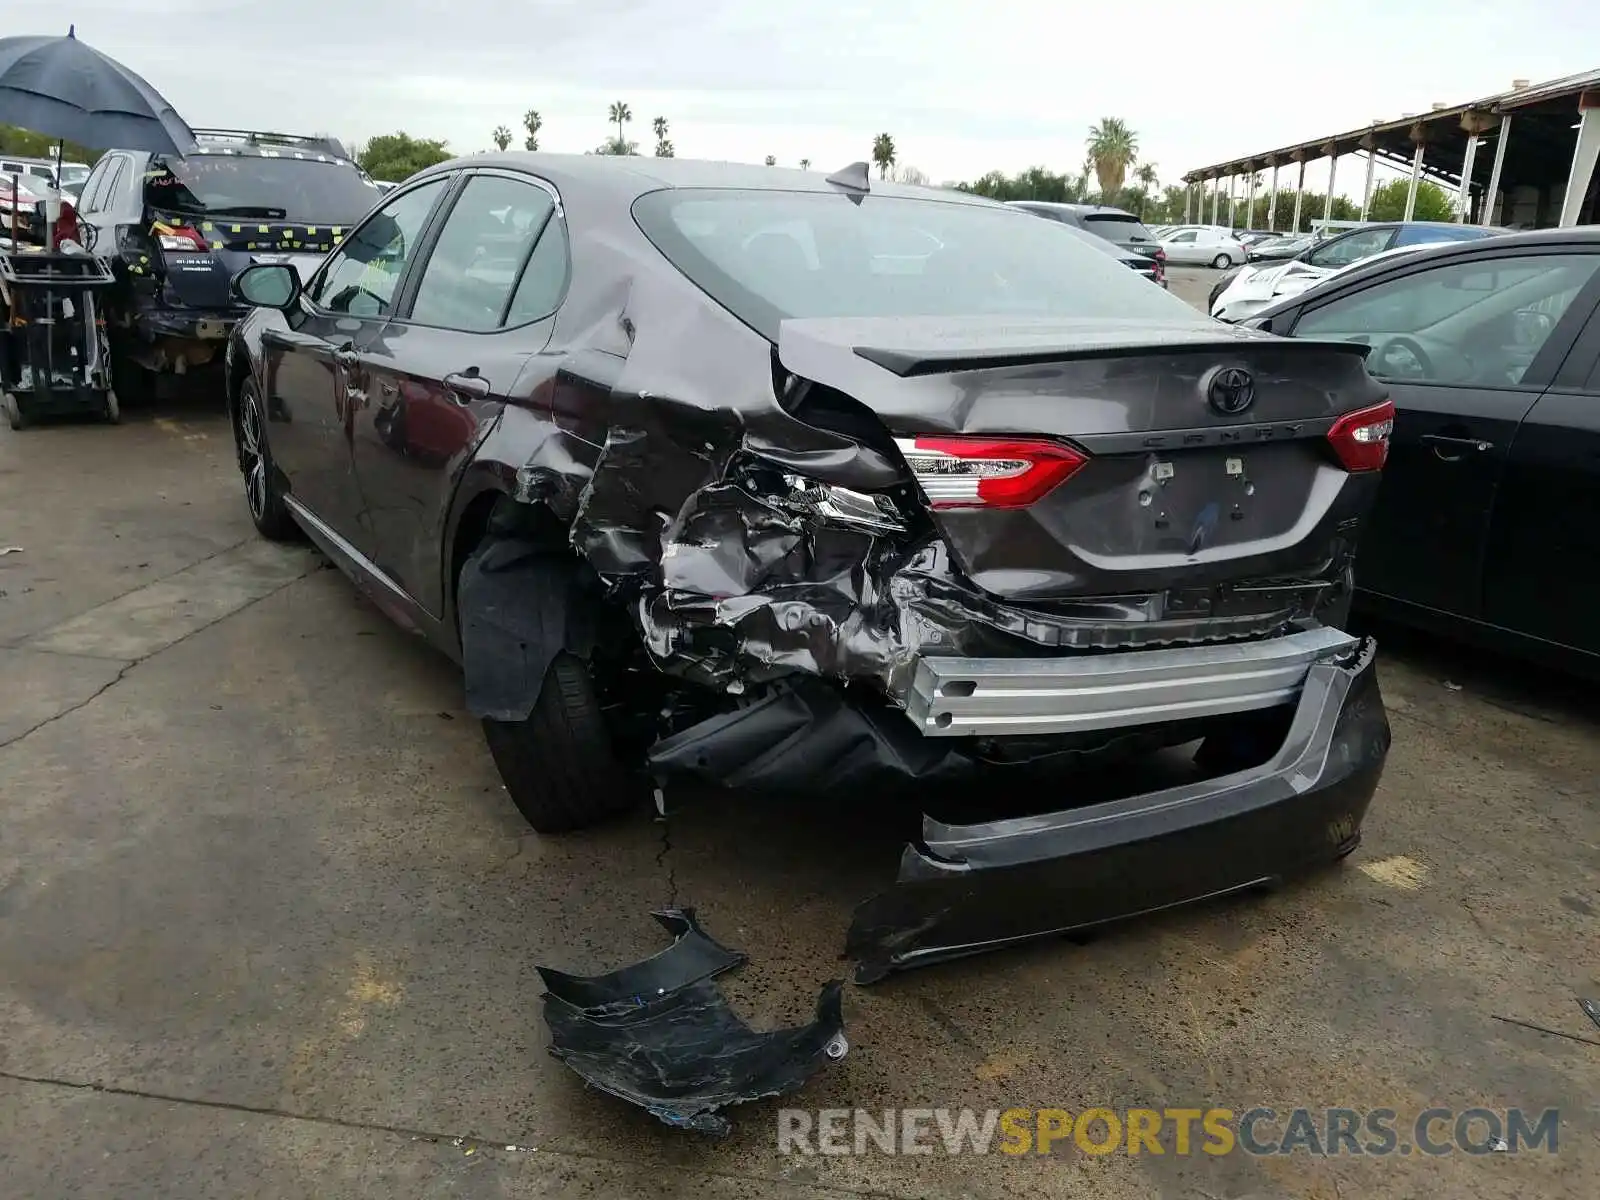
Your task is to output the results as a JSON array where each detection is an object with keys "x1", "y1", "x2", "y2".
[
  {"x1": 480, "y1": 651, "x2": 646, "y2": 834},
  {"x1": 102, "y1": 389, "x2": 121, "y2": 424},
  {"x1": 235, "y1": 380, "x2": 298, "y2": 541},
  {"x1": 1211, "y1": 252, "x2": 1234, "y2": 269}
]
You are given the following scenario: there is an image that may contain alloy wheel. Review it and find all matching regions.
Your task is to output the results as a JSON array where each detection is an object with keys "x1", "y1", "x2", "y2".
[{"x1": 239, "y1": 393, "x2": 268, "y2": 522}]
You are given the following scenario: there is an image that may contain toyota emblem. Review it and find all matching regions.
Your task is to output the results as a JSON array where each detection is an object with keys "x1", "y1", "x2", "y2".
[{"x1": 1206, "y1": 367, "x2": 1256, "y2": 415}]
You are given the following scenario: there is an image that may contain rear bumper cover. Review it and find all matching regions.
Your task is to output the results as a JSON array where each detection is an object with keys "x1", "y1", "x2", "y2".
[{"x1": 845, "y1": 635, "x2": 1389, "y2": 982}]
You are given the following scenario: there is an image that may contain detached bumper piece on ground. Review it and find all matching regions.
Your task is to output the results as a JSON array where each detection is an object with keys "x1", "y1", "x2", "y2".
[{"x1": 537, "y1": 908, "x2": 848, "y2": 1135}]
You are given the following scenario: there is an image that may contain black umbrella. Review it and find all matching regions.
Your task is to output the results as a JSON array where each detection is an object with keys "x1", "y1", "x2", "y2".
[{"x1": 0, "y1": 26, "x2": 195, "y2": 157}]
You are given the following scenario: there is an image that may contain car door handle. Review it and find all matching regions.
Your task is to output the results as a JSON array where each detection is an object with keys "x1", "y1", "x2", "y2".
[
  {"x1": 443, "y1": 371, "x2": 491, "y2": 402},
  {"x1": 1421, "y1": 433, "x2": 1494, "y2": 455}
]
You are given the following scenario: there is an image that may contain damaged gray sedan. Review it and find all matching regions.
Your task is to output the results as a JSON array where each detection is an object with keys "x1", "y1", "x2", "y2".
[{"x1": 225, "y1": 154, "x2": 1394, "y2": 980}]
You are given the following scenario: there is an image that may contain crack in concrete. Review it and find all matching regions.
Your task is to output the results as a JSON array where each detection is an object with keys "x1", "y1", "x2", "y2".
[
  {"x1": 1488, "y1": 1014, "x2": 1600, "y2": 1049},
  {"x1": 0, "y1": 1068, "x2": 904, "y2": 1197},
  {"x1": 0, "y1": 537, "x2": 251, "y2": 653},
  {"x1": 655, "y1": 805, "x2": 678, "y2": 908},
  {"x1": 0, "y1": 549, "x2": 314, "y2": 752},
  {"x1": 0, "y1": 660, "x2": 136, "y2": 750}
]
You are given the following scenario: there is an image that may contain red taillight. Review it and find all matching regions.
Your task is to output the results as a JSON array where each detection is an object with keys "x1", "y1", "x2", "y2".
[
  {"x1": 893, "y1": 436, "x2": 1087, "y2": 509},
  {"x1": 152, "y1": 220, "x2": 210, "y2": 251},
  {"x1": 1326, "y1": 399, "x2": 1395, "y2": 472}
]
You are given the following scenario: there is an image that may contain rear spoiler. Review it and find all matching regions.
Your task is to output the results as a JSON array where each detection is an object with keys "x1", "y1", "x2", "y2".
[{"x1": 855, "y1": 335, "x2": 1371, "y2": 378}]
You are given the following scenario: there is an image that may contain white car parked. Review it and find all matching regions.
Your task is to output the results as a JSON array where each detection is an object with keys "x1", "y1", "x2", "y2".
[
  {"x1": 1159, "y1": 227, "x2": 1249, "y2": 268},
  {"x1": 1210, "y1": 242, "x2": 1458, "y2": 323}
]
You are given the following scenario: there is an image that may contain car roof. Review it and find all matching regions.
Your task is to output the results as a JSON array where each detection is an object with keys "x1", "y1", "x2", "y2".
[
  {"x1": 419, "y1": 152, "x2": 1002, "y2": 209},
  {"x1": 1005, "y1": 200, "x2": 1139, "y2": 218}
]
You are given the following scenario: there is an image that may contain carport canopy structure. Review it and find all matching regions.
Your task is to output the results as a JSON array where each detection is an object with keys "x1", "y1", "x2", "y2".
[{"x1": 1180, "y1": 69, "x2": 1600, "y2": 231}]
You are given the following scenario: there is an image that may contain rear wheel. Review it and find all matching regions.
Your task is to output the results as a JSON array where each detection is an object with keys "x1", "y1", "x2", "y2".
[
  {"x1": 235, "y1": 380, "x2": 297, "y2": 541},
  {"x1": 102, "y1": 389, "x2": 121, "y2": 424},
  {"x1": 480, "y1": 651, "x2": 646, "y2": 834},
  {"x1": 1211, "y1": 252, "x2": 1234, "y2": 269}
]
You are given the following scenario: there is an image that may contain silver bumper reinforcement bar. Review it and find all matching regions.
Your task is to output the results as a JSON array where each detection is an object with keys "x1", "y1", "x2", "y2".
[{"x1": 904, "y1": 625, "x2": 1360, "y2": 738}]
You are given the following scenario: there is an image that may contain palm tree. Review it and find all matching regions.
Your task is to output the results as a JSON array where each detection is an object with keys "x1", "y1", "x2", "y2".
[
  {"x1": 608, "y1": 101, "x2": 632, "y2": 146},
  {"x1": 765, "y1": 155, "x2": 776, "y2": 166},
  {"x1": 871, "y1": 133, "x2": 896, "y2": 180},
  {"x1": 798, "y1": 158, "x2": 810, "y2": 171},
  {"x1": 1133, "y1": 163, "x2": 1159, "y2": 217},
  {"x1": 1085, "y1": 117, "x2": 1139, "y2": 201},
  {"x1": 652, "y1": 116, "x2": 672, "y2": 157},
  {"x1": 522, "y1": 109, "x2": 542, "y2": 152},
  {"x1": 492, "y1": 125, "x2": 512, "y2": 152}
]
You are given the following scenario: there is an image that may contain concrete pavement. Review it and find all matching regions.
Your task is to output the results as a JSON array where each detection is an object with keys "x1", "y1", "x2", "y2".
[{"x1": 1, "y1": 368, "x2": 1596, "y2": 1198}]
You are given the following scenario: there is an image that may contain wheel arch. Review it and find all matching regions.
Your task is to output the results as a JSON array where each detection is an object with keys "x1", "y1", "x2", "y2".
[{"x1": 441, "y1": 473, "x2": 575, "y2": 649}]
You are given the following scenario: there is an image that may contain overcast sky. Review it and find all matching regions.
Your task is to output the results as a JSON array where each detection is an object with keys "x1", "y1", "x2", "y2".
[{"x1": 48, "y1": 0, "x2": 1600, "y2": 194}]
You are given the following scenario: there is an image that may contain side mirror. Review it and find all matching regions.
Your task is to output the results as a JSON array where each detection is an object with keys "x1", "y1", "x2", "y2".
[
  {"x1": 1512, "y1": 307, "x2": 1554, "y2": 344},
  {"x1": 232, "y1": 263, "x2": 301, "y2": 310}
]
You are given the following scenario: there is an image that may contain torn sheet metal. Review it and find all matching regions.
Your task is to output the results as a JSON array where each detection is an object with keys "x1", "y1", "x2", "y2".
[
  {"x1": 458, "y1": 538, "x2": 598, "y2": 721},
  {"x1": 647, "y1": 677, "x2": 972, "y2": 792},
  {"x1": 538, "y1": 908, "x2": 847, "y2": 1135},
  {"x1": 844, "y1": 638, "x2": 1391, "y2": 983}
]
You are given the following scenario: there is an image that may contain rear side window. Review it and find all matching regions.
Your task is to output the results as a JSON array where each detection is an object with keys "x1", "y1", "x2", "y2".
[
  {"x1": 632, "y1": 190, "x2": 1197, "y2": 342},
  {"x1": 408, "y1": 175, "x2": 555, "y2": 331},
  {"x1": 100, "y1": 158, "x2": 130, "y2": 209},
  {"x1": 1081, "y1": 213, "x2": 1158, "y2": 243}
]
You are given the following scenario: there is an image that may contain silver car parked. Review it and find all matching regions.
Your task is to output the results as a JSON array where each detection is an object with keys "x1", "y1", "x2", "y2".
[{"x1": 1159, "y1": 227, "x2": 1249, "y2": 268}]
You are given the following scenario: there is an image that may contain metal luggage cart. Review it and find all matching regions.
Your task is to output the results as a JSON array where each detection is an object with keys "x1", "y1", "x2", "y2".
[{"x1": 0, "y1": 248, "x2": 119, "y2": 430}]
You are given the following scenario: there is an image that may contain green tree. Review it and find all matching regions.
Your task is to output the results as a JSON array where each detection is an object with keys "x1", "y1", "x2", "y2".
[
  {"x1": 1134, "y1": 163, "x2": 1159, "y2": 216},
  {"x1": 798, "y1": 157, "x2": 810, "y2": 170},
  {"x1": 492, "y1": 125, "x2": 512, "y2": 151},
  {"x1": 1086, "y1": 117, "x2": 1138, "y2": 199},
  {"x1": 1367, "y1": 177, "x2": 1455, "y2": 222},
  {"x1": 956, "y1": 166, "x2": 1087, "y2": 204},
  {"x1": 651, "y1": 116, "x2": 673, "y2": 157},
  {"x1": 871, "y1": 133, "x2": 896, "y2": 180},
  {"x1": 609, "y1": 101, "x2": 632, "y2": 146},
  {"x1": 523, "y1": 109, "x2": 542, "y2": 152},
  {"x1": 356, "y1": 132, "x2": 451, "y2": 181},
  {"x1": 0, "y1": 124, "x2": 97, "y2": 163},
  {"x1": 764, "y1": 154, "x2": 776, "y2": 166}
]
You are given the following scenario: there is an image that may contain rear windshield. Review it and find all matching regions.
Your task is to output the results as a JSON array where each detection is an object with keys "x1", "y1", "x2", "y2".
[
  {"x1": 632, "y1": 190, "x2": 1196, "y2": 341},
  {"x1": 145, "y1": 154, "x2": 383, "y2": 223},
  {"x1": 1080, "y1": 212, "x2": 1159, "y2": 243}
]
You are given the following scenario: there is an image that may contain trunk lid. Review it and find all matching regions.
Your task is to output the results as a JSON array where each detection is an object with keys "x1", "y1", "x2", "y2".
[{"x1": 777, "y1": 315, "x2": 1389, "y2": 602}]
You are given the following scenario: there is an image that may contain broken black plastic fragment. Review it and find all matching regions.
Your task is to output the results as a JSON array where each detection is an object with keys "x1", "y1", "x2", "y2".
[{"x1": 538, "y1": 908, "x2": 848, "y2": 1135}]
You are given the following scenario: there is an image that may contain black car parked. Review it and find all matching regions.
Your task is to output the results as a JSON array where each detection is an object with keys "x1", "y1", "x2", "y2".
[
  {"x1": 74, "y1": 128, "x2": 384, "y2": 400},
  {"x1": 1244, "y1": 228, "x2": 1600, "y2": 675},
  {"x1": 225, "y1": 154, "x2": 1392, "y2": 979},
  {"x1": 1208, "y1": 221, "x2": 1505, "y2": 312}
]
